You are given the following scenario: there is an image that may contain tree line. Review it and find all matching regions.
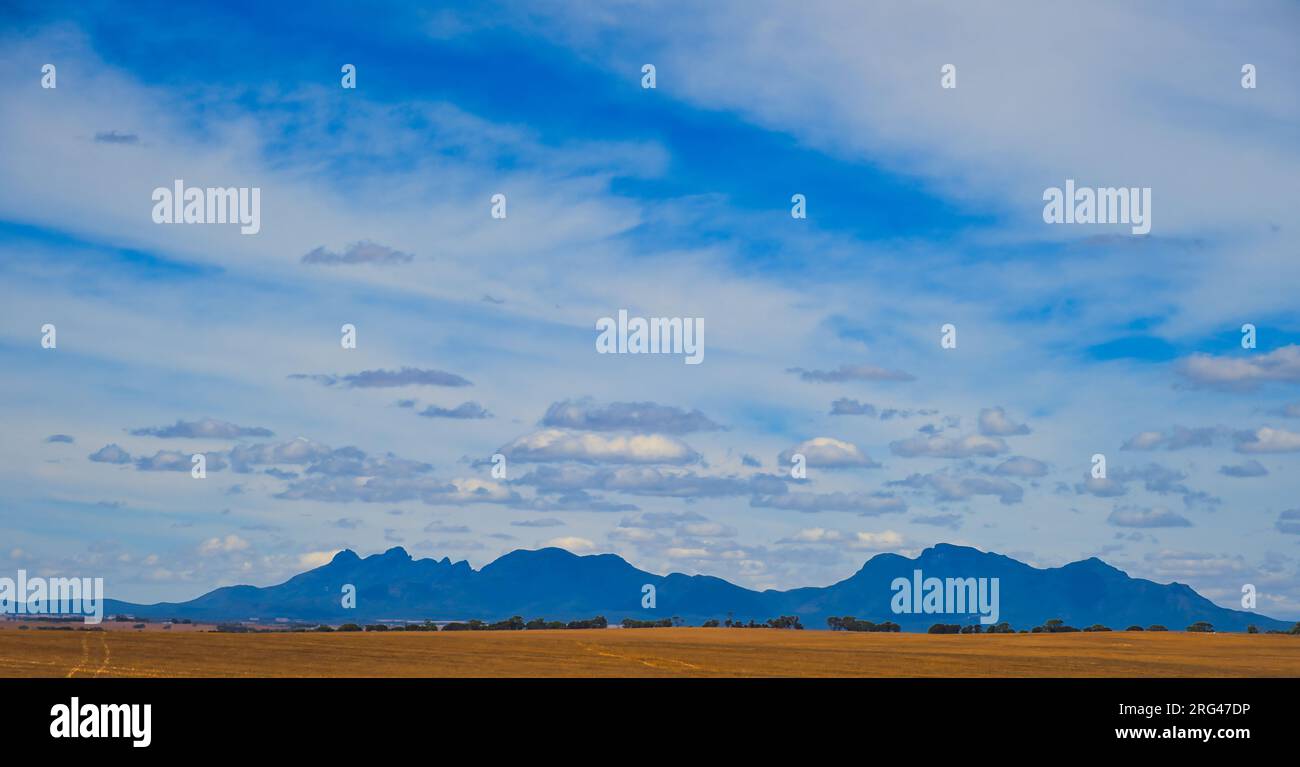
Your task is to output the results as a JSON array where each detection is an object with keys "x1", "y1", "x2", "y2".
[
  {"x1": 325, "y1": 616, "x2": 610, "y2": 632},
  {"x1": 920, "y1": 619, "x2": 1300, "y2": 634},
  {"x1": 311, "y1": 617, "x2": 1300, "y2": 634}
]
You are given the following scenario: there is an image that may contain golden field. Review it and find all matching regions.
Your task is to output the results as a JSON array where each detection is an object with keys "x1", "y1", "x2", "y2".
[{"x1": 1, "y1": 628, "x2": 1298, "y2": 677}]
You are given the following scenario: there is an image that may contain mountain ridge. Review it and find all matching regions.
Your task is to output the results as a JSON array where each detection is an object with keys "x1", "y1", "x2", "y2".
[{"x1": 103, "y1": 543, "x2": 1293, "y2": 632}]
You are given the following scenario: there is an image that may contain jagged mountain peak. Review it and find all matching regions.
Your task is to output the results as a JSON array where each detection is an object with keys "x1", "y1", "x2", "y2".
[{"x1": 103, "y1": 543, "x2": 1295, "y2": 632}]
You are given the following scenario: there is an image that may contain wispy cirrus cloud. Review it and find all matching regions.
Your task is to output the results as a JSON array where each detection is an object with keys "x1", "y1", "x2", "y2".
[
  {"x1": 301, "y1": 240, "x2": 415, "y2": 266},
  {"x1": 130, "y1": 417, "x2": 273, "y2": 439},
  {"x1": 1122, "y1": 425, "x2": 1228, "y2": 451},
  {"x1": 1177, "y1": 345, "x2": 1300, "y2": 391},
  {"x1": 94, "y1": 130, "x2": 139, "y2": 145},
  {"x1": 1108, "y1": 505, "x2": 1192, "y2": 529},
  {"x1": 418, "y1": 402, "x2": 491, "y2": 419},
  {"x1": 290, "y1": 367, "x2": 472, "y2": 388},
  {"x1": 890, "y1": 433, "x2": 1008, "y2": 459},
  {"x1": 540, "y1": 398, "x2": 722, "y2": 433},
  {"x1": 1270, "y1": 402, "x2": 1300, "y2": 418},
  {"x1": 829, "y1": 398, "x2": 875, "y2": 416},
  {"x1": 889, "y1": 472, "x2": 1023, "y2": 505},
  {"x1": 510, "y1": 518, "x2": 565, "y2": 528},
  {"x1": 990, "y1": 456, "x2": 1049, "y2": 478},
  {"x1": 750, "y1": 491, "x2": 905, "y2": 515},
  {"x1": 1219, "y1": 460, "x2": 1268, "y2": 478},
  {"x1": 786, "y1": 363, "x2": 914, "y2": 383},
  {"x1": 516, "y1": 464, "x2": 784, "y2": 499}
]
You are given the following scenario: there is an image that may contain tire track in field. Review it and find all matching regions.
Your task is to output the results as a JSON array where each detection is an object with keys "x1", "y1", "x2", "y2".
[
  {"x1": 66, "y1": 634, "x2": 91, "y2": 678},
  {"x1": 93, "y1": 632, "x2": 111, "y2": 676},
  {"x1": 0, "y1": 654, "x2": 67, "y2": 673},
  {"x1": 577, "y1": 641, "x2": 706, "y2": 673}
]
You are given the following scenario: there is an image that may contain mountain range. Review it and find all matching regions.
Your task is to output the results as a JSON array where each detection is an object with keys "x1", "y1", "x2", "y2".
[{"x1": 102, "y1": 543, "x2": 1293, "y2": 632}]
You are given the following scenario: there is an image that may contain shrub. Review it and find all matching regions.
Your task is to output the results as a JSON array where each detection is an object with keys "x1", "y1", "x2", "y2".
[
  {"x1": 827, "y1": 616, "x2": 900, "y2": 632},
  {"x1": 486, "y1": 616, "x2": 525, "y2": 631},
  {"x1": 1035, "y1": 619, "x2": 1079, "y2": 633},
  {"x1": 621, "y1": 618, "x2": 673, "y2": 628}
]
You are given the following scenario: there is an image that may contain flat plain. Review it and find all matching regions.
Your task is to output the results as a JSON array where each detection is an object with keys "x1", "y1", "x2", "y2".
[{"x1": 1, "y1": 628, "x2": 1298, "y2": 677}]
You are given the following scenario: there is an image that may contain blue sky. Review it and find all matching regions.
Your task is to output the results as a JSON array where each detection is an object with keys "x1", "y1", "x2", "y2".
[{"x1": 2, "y1": 1, "x2": 1299, "y2": 618}]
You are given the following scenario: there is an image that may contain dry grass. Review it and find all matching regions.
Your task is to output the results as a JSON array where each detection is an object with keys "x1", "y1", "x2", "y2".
[{"x1": 1, "y1": 628, "x2": 1297, "y2": 678}]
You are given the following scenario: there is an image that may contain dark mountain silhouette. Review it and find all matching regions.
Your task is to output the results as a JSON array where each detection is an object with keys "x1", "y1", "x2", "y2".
[{"x1": 104, "y1": 543, "x2": 1293, "y2": 632}]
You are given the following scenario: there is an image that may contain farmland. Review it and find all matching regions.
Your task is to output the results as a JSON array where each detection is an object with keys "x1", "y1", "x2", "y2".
[{"x1": 1, "y1": 627, "x2": 1297, "y2": 678}]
